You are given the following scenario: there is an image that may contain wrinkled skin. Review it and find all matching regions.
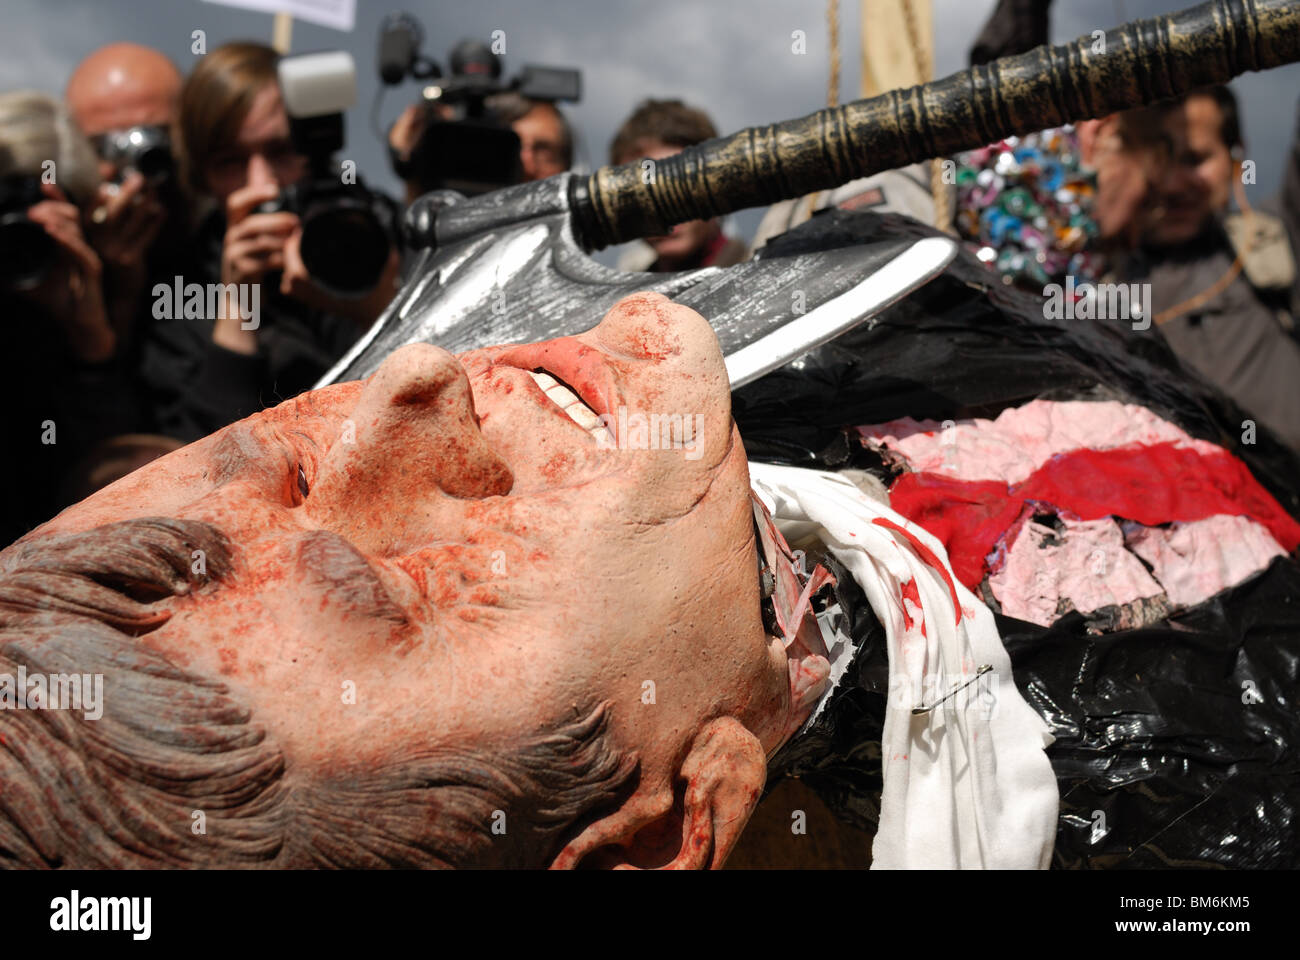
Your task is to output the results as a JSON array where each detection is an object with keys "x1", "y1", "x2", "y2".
[{"x1": 19, "y1": 292, "x2": 829, "y2": 868}]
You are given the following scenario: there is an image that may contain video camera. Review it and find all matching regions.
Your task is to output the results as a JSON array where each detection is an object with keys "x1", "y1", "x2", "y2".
[
  {"x1": 378, "y1": 12, "x2": 581, "y2": 196},
  {"x1": 0, "y1": 175, "x2": 56, "y2": 292},
  {"x1": 257, "y1": 51, "x2": 398, "y2": 298}
]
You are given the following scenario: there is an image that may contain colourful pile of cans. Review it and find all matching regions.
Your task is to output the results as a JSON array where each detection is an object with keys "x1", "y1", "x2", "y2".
[{"x1": 952, "y1": 126, "x2": 1103, "y2": 290}]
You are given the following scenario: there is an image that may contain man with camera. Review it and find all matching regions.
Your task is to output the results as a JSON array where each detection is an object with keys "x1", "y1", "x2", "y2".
[
  {"x1": 377, "y1": 19, "x2": 579, "y2": 202},
  {"x1": 609, "y1": 100, "x2": 747, "y2": 273},
  {"x1": 388, "y1": 91, "x2": 572, "y2": 205},
  {"x1": 65, "y1": 43, "x2": 184, "y2": 345}
]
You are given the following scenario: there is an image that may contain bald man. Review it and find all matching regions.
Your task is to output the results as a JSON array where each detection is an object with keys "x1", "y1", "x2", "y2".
[{"x1": 66, "y1": 43, "x2": 183, "y2": 341}]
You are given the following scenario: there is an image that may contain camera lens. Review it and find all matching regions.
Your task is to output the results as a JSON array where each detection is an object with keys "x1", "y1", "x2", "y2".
[
  {"x1": 133, "y1": 144, "x2": 174, "y2": 182},
  {"x1": 299, "y1": 201, "x2": 391, "y2": 295}
]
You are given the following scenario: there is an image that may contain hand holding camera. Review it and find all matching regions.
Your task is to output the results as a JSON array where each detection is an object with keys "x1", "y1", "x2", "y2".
[
  {"x1": 85, "y1": 170, "x2": 167, "y2": 277},
  {"x1": 221, "y1": 181, "x2": 297, "y2": 287},
  {"x1": 378, "y1": 12, "x2": 580, "y2": 197},
  {"x1": 23, "y1": 181, "x2": 114, "y2": 362},
  {"x1": 215, "y1": 174, "x2": 399, "y2": 354},
  {"x1": 211, "y1": 180, "x2": 294, "y2": 354}
]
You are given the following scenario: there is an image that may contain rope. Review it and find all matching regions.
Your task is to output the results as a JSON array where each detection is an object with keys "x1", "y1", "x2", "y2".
[
  {"x1": 899, "y1": 0, "x2": 953, "y2": 233},
  {"x1": 899, "y1": 0, "x2": 931, "y2": 93},
  {"x1": 827, "y1": 0, "x2": 841, "y2": 108},
  {"x1": 1153, "y1": 258, "x2": 1243, "y2": 326},
  {"x1": 803, "y1": 0, "x2": 843, "y2": 215}
]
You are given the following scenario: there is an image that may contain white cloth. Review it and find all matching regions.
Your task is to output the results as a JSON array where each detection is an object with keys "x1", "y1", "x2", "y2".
[{"x1": 748, "y1": 462, "x2": 1059, "y2": 869}]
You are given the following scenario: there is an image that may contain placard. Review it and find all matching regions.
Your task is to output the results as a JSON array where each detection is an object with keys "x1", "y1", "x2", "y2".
[{"x1": 200, "y1": 0, "x2": 356, "y2": 33}]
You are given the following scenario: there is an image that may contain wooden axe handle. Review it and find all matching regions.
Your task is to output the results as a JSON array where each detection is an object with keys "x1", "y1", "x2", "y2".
[{"x1": 571, "y1": 0, "x2": 1299, "y2": 250}]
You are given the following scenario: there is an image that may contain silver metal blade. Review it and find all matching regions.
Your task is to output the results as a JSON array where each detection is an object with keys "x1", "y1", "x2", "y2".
[{"x1": 725, "y1": 237, "x2": 957, "y2": 388}]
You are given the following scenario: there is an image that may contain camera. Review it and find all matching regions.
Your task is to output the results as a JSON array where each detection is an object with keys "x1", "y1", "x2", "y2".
[
  {"x1": 259, "y1": 178, "x2": 396, "y2": 298},
  {"x1": 0, "y1": 175, "x2": 56, "y2": 292},
  {"x1": 90, "y1": 125, "x2": 175, "y2": 184},
  {"x1": 257, "y1": 51, "x2": 398, "y2": 298},
  {"x1": 378, "y1": 12, "x2": 581, "y2": 196}
]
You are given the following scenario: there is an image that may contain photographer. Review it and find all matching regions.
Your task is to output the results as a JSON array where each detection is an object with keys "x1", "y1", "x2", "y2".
[
  {"x1": 142, "y1": 41, "x2": 399, "y2": 442},
  {"x1": 0, "y1": 92, "x2": 154, "y2": 542},
  {"x1": 376, "y1": 17, "x2": 579, "y2": 204},
  {"x1": 493, "y1": 93, "x2": 571, "y2": 183},
  {"x1": 65, "y1": 43, "x2": 185, "y2": 347},
  {"x1": 389, "y1": 91, "x2": 572, "y2": 203}
]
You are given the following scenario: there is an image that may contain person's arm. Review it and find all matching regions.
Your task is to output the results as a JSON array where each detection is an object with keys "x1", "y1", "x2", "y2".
[
  {"x1": 969, "y1": 0, "x2": 1052, "y2": 66},
  {"x1": 214, "y1": 181, "x2": 299, "y2": 354},
  {"x1": 136, "y1": 295, "x2": 269, "y2": 442},
  {"x1": 25, "y1": 183, "x2": 115, "y2": 363},
  {"x1": 1078, "y1": 116, "x2": 1153, "y2": 248},
  {"x1": 160, "y1": 184, "x2": 294, "y2": 436},
  {"x1": 84, "y1": 171, "x2": 167, "y2": 343}
]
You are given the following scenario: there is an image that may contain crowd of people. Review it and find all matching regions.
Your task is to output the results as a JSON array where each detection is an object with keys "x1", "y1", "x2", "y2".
[{"x1": 2, "y1": 25, "x2": 1299, "y2": 546}]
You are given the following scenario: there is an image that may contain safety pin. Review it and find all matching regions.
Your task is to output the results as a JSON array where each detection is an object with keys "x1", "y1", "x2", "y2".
[{"x1": 911, "y1": 664, "x2": 993, "y2": 715}]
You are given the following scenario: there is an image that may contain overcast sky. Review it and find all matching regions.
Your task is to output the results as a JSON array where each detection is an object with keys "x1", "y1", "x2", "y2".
[{"x1": 2, "y1": 0, "x2": 1296, "y2": 265}]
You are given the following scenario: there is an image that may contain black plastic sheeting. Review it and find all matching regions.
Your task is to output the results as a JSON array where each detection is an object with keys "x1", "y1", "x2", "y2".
[{"x1": 756, "y1": 210, "x2": 1300, "y2": 868}]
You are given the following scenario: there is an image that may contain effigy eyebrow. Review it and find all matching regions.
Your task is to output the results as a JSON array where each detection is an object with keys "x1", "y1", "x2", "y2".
[{"x1": 294, "y1": 530, "x2": 408, "y2": 625}]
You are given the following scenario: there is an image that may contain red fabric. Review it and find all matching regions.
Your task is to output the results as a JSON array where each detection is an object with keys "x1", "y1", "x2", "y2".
[
  {"x1": 898, "y1": 579, "x2": 924, "y2": 634},
  {"x1": 698, "y1": 229, "x2": 731, "y2": 267},
  {"x1": 872, "y1": 516, "x2": 962, "y2": 625},
  {"x1": 888, "y1": 442, "x2": 1300, "y2": 589}
]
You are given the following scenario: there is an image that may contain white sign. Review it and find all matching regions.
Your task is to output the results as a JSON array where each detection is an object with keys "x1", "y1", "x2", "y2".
[{"x1": 200, "y1": 0, "x2": 356, "y2": 33}]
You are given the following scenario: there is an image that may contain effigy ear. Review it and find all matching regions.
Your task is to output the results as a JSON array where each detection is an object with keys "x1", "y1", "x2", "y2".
[
  {"x1": 548, "y1": 716, "x2": 767, "y2": 870},
  {"x1": 659, "y1": 716, "x2": 767, "y2": 869}
]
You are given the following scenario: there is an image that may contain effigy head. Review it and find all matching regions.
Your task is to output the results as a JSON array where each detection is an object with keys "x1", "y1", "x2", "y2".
[{"x1": 0, "y1": 292, "x2": 829, "y2": 869}]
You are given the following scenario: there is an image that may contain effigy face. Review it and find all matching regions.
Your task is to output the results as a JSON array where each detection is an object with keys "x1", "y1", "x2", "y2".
[{"x1": 5, "y1": 292, "x2": 829, "y2": 869}]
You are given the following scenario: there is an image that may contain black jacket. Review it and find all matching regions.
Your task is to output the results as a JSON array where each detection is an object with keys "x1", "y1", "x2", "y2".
[
  {"x1": 137, "y1": 209, "x2": 365, "y2": 444},
  {"x1": 1, "y1": 298, "x2": 149, "y2": 545}
]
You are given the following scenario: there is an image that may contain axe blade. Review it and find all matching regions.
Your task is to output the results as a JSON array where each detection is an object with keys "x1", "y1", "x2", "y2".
[{"x1": 318, "y1": 175, "x2": 954, "y2": 387}]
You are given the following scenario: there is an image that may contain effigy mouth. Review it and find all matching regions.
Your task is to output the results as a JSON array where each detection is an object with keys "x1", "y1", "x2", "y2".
[{"x1": 526, "y1": 369, "x2": 612, "y2": 442}]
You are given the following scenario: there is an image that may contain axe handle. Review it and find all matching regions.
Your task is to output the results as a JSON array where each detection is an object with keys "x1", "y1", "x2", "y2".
[{"x1": 571, "y1": 0, "x2": 1300, "y2": 251}]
